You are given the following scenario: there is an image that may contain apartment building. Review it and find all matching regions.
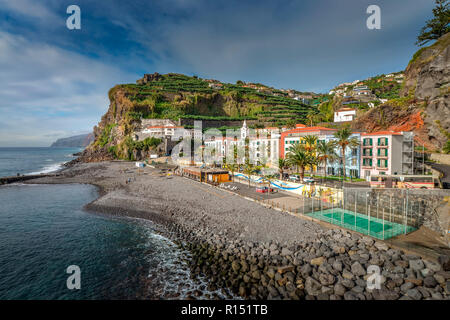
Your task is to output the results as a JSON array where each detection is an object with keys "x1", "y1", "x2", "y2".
[{"x1": 360, "y1": 131, "x2": 414, "y2": 179}]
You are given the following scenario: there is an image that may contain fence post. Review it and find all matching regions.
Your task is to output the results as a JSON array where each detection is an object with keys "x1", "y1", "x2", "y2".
[
  {"x1": 303, "y1": 196, "x2": 305, "y2": 215},
  {"x1": 368, "y1": 205, "x2": 371, "y2": 236},
  {"x1": 389, "y1": 194, "x2": 392, "y2": 223},
  {"x1": 403, "y1": 197, "x2": 407, "y2": 234},
  {"x1": 354, "y1": 190, "x2": 357, "y2": 231},
  {"x1": 382, "y1": 208, "x2": 385, "y2": 240},
  {"x1": 376, "y1": 194, "x2": 379, "y2": 220}
]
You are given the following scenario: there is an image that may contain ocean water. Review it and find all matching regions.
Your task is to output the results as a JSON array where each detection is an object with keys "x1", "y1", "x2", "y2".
[
  {"x1": 0, "y1": 147, "x2": 81, "y2": 177},
  {"x1": 0, "y1": 149, "x2": 225, "y2": 300}
]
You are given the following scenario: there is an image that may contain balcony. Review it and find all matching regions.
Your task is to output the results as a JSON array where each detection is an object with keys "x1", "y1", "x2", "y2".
[{"x1": 376, "y1": 166, "x2": 388, "y2": 170}]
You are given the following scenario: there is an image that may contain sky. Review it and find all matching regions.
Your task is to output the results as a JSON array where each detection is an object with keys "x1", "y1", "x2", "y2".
[{"x1": 0, "y1": 0, "x2": 438, "y2": 146}]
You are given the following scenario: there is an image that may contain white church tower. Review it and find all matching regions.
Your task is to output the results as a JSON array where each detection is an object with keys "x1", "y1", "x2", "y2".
[{"x1": 241, "y1": 120, "x2": 249, "y2": 140}]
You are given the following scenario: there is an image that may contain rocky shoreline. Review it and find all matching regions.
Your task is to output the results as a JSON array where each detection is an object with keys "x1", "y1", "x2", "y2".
[{"x1": 27, "y1": 161, "x2": 450, "y2": 300}]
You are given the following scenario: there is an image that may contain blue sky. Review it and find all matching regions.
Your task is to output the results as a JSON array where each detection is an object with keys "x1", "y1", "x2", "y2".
[{"x1": 0, "y1": 0, "x2": 437, "y2": 146}]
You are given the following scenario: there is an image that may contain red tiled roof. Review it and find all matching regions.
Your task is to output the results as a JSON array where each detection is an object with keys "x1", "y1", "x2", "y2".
[
  {"x1": 362, "y1": 131, "x2": 402, "y2": 136},
  {"x1": 336, "y1": 108, "x2": 356, "y2": 112},
  {"x1": 146, "y1": 125, "x2": 183, "y2": 129}
]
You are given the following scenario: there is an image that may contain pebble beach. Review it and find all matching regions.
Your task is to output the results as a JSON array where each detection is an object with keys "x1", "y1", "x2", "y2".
[{"x1": 29, "y1": 161, "x2": 450, "y2": 300}]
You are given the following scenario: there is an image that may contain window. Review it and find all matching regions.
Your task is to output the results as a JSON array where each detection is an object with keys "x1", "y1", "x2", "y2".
[
  {"x1": 377, "y1": 159, "x2": 388, "y2": 168},
  {"x1": 378, "y1": 137, "x2": 388, "y2": 146},
  {"x1": 351, "y1": 148, "x2": 357, "y2": 156},
  {"x1": 363, "y1": 138, "x2": 373, "y2": 146}
]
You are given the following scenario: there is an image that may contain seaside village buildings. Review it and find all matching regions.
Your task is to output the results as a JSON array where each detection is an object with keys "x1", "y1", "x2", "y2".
[{"x1": 135, "y1": 118, "x2": 415, "y2": 180}]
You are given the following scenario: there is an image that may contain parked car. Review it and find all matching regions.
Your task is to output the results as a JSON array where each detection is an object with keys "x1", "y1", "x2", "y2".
[
  {"x1": 303, "y1": 177, "x2": 315, "y2": 183},
  {"x1": 289, "y1": 174, "x2": 300, "y2": 182}
]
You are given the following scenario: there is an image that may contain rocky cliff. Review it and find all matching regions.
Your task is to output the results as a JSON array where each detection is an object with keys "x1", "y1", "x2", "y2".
[
  {"x1": 353, "y1": 32, "x2": 450, "y2": 151},
  {"x1": 77, "y1": 73, "x2": 315, "y2": 162},
  {"x1": 50, "y1": 133, "x2": 94, "y2": 148}
]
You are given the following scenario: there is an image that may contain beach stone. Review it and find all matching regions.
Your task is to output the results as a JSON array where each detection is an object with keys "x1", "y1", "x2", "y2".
[
  {"x1": 319, "y1": 274, "x2": 335, "y2": 286},
  {"x1": 311, "y1": 257, "x2": 325, "y2": 266},
  {"x1": 342, "y1": 269, "x2": 354, "y2": 280},
  {"x1": 231, "y1": 260, "x2": 241, "y2": 272},
  {"x1": 277, "y1": 266, "x2": 294, "y2": 274},
  {"x1": 406, "y1": 288, "x2": 422, "y2": 300},
  {"x1": 372, "y1": 289, "x2": 400, "y2": 300},
  {"x1": 445, "y1": 281, "x2": 450, "y2": 295},
  {"x1": 431, "y1": 292, "x2": 443, "y2": 300},
  {"x1": 317, "y1": 293, "x2": 329, "y2": 300},
  {"x1": 351, "y1": 262, "x2": 366, "y2": 277},
  {"x1": 438, "y1": 255, "x2": 450, "y2": 271},
  {"x1": 421, "y1": 268, "x2": 433, "y2": 277},
  {"x1": 305, "y1": 277, "x2": 322, "y2": 296},
  {"x1": 281, "y1": 248, "x2": 293, "y2": 256},
  {"x1": 395, "y1": 260, "x2": 409, "y2": 268},
  {"x1": 333, "y1": 261, "x2": 343, "y2": 272},
  {"x1": 300, "y1": 264, "x2": 312, "y2": 277},
  {"x1": 424, "y1": 260, "x2": 441, "y2": 272},
  {"x1": 417, "y1": 287, "x2": 431, "y2": 298},
  {"x1": 424, "y1": 276, "x2": 438, "y2": 288},
  {"x1": 374, "y1": 242, "x2": 389, "y2": 251},
  {"x1": 401, "y1": 282, "x2": 415, "y2": 291},
  {"x1": 341, "y1": 279, "x2": 355, "y2": 289},
  {"x1": 409, "y1": 259, "x2": 425, "y2": 271},
  {"x1": 433, "y1": 273, "x2": 446, "y2": 284},
  {"x1": 266, "y1": 268, "x2": 275, "y2": 279},
  {"x1": 251, "y1": 270, "x2": 261, "y2": 280},
  {"x1": 406, "y1": 278, "x2": 423, "y2": 286},
  {"x1": 343, "y1": 291, "x2": 358, "y2": 300},
  {"x1": 352, "y1": 286, "x2": 365, "y2": 294},
  {"x1": 334, "y1": 283, "x2": 346, "y2": 296}
]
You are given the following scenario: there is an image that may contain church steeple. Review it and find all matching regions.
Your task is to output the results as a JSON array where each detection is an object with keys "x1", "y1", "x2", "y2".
[{"x1": 241, "y1": 120, "x2": 248, "y2": 139}]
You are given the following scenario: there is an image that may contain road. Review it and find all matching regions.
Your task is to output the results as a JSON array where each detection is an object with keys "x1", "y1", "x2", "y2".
[{"x1": 428, "y1": 162, "x2": 450, "y2": 188}]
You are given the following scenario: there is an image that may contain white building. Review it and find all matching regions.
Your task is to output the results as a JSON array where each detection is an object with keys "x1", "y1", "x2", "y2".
[{"x1": 334, "y1": 108, "x2": 356, "y2": 122}]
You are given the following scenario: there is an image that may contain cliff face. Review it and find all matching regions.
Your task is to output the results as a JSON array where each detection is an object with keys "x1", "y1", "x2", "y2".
[
  {"x1": 353, "y1": 33, "x2": 450, "y2": 151},
  {"x1": 50, "y1": 133, "x2": 94, "y2": 148},
  {"x1": 78, "y1": 73, "x2": 315, "y2": 162}
]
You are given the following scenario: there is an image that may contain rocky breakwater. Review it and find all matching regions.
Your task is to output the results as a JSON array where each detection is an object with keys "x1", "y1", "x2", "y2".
[{"x1": 164, "y1": 224, "x2": 450, "y2": 300}]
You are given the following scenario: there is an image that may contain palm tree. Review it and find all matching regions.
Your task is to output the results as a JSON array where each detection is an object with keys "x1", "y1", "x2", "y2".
[
  {"x1": 333, "y1": 126, "x2": 360, "y2": 181},
  {"x1": 278, "y1": 158, "x2": 288, "y2": 180},
  {"x1": 243, "y1": 162, "x2": 257, "y2": 188},
  {"x1": 225, "y1": 163, "x2": 238, "y2": 182},
  {"x1": 286, "y1": 144, "x2": 314, "y2": 182},
  {"x1": 303, "y1": 135, "x2": 318, "y2": 176},
  {"x1": 316, "y1": 140, "x2": 338, "y2": 182}
]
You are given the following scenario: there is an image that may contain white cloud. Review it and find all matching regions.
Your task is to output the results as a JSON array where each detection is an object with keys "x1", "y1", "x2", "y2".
[{"x1": 0, "y1": 31, "x2": 138, "y2": 146}]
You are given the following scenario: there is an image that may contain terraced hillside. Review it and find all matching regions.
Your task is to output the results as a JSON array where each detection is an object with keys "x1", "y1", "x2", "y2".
[{"x1": 114, "y1": 73, "x2": 316, "y2": 125}]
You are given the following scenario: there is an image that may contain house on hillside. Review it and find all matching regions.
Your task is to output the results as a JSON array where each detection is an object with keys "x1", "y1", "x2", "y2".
[{"x1": 334, "y1": 108, "x2": 356, "y2": 122}]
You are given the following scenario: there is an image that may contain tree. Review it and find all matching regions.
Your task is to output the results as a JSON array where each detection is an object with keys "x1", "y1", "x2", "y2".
[
  {"x1": 333, "y1": 127, "x2": 360, "y2": 181},
  {"x1": 302, "y1": 134, "x2": 319, "y2": 176},
  {"x1": 278, "y1": 158, "x2": 288, "y2": 179},
  {"x1": 285, "y1": 118, "x2": 296, "y2": 129},
  {"x1": 416, "y1": 0, "x2": 450, "y2": 46},
  {"x1": 225, "y1": 163, "x2": 238, "y2": 182},
  {"x1": 316, "y1": 140, "x2": 338, "y2": 182},
  {"x1": 286, "y1": 144, "x2": 314, "y2": 182},
  {"x1": 243, "y1": 162, "x2": 257, "y2": 188}
]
